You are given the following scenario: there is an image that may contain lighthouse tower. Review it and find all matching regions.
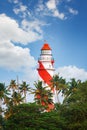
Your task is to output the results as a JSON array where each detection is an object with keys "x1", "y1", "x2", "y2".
[{"x1": 37, "y1": 43, "x2": 55, "y2": 87}]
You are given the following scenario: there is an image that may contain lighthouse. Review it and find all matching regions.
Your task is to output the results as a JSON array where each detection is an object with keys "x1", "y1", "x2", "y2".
[
  {"x1": 37, "y1": 43, "x2": 55, "y2": 87},
  {"x1": 37, "y1": 43, "x2": 55, "y2": 111}
]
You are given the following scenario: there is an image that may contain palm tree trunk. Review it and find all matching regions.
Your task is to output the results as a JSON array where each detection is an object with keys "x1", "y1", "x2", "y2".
[
  {"x1": 0, "y1": 99, "x2": 3, "y2": 107},
  {"x1": 56, "y1": 91, "x2": 60, "y2": 103},
  {"x1": 24, "y1": 91, "x2": 26, "y2": 103}
]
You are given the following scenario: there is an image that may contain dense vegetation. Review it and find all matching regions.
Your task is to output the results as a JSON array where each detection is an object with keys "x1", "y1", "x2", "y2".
[{"x1": 0, "y1": 75, "x2": 87, "y2": 130}]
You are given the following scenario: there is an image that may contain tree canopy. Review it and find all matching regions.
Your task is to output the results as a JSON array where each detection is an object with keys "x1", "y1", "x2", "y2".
[{"x1": 0, "y1": 76, "x2": 87, "y2": 130}]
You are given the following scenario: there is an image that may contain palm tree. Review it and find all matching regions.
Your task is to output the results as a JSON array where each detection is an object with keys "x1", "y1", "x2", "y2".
[
  {"x1": 0, "y1": 83, "x2": 9, "y2": 106},
  {"x1": 33, "y1": 81, "x2": 47, "y2": 104},
  {"x1": 19, "y1": 81, "x2": 30, "y2": 103},
  {"x1": 4, "y1": 80, "x2": 24, "y2": 119},
  {"x1": 63, "y1": 78, "x2": 79, "y2": 104},
  {"x1": 32, "y1": 81, "x2": 54, "y2": 111},
  {"x1": 4, "y1": 91, "x2": 24, "y2": 119},
  {"x1": 0, "y1": 83, "x2": 10, "y2": 116},
  {"x1": 8, "y1": 80, "x2": 18, "y2": 92},
  {"x1": 51, "y1": 74, "x2": 67, "y2": 103},
  {"x1": 0, "y1": 83, "x2": 5, "y2": 103},
  {"x1": 11, "y1": 91, "x2": 24, "y2": 106},
  {"x1": 4, "y1": 100, "x2": 13, "y2": 119}
]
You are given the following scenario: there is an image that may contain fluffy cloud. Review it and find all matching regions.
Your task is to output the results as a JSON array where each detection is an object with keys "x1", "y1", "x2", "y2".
[
  {"x1": 56, "y1": 66, "x2": 87, "y2": 81},
  {"x1": 69, "y1": 8, "x2": 78, "y2": 15},
  {"x1": 0, "y1": 14, "x2": 43, "y2": 44},
  {"x1": 46, "y1": 0, "x2": 65, "y2": 20},
  {"x1": 21, "y1": 19, "x2": 45, "y2": 34},
  {"x1": 0, "y1": 14, "x2": 41, "y2": 72},
  {"x1": 35, "y1": 0, "x2": 78, "y2": 20},
  {"x1": 46, "y1": 0, "x2": 57, "y2": 10},
  {"x1": 10, "y1": 0, "x2": 78, "y2": 21},
  {"x1": 53, "y1": 10, "x2": 65, "y2": 19},
  {"x1": 35, "y1": 0, "x2": 65, "y2": 20},
  {"x1": 0, "y1": 41, "x2": 36, "y2": 71},
  {"x1": 13, "y1": 4, "x2": 27, "y2": 15},
  {"x1": 13, "y1": 0, "x2": 18, "y2": 4},
  {"x1": 0, "y1": 13, "x2": 46, "y2": 85}
]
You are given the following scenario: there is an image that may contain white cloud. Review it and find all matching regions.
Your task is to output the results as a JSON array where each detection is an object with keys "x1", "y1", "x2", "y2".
[
  {"x1": 36, "y1": 0, "x2": 45, "y2": 12},
  {"x1": 13, "y1": 2, "x2": 29, "y2": 18},
  {"x1": 56, "y1": 66, "x2": 87, "y2": 81},
  {"x1": 21, "y1": 19, "x2": 45, "y2": 34},
  {"x1": 13, "y1": 1, "x2": 32, "y2": 18},
  {"x1": 46, "y1": 0, "x2": 57, "y2": 10},
  {"x1": 46, "y1": 0, "x2": 65, "y2": 20},
  {"x1": 36, "y1": 0, "x2": 78, "y2": 20},
  {"x1": 0, "y1": 41, "x2": 36, "y2": 71},
  {"x1": 0, "y1": 13, "x2": 43, "y2": 74},
  {"x1": 35, "y1": 0, "x2": 65, "y2": 20},
  {"x1": 53, "y1": 10, "x2": 65, "y2": 20},
  {"x1": 0, "y1": 40, "x2": 37, "y2": 86},
  {"x1": 13, "y1": 3, "x2": 27, "y2": 14},
  {"x1": 0, "y1": 14, "x2": 43, "y2": 44},
  {"x1": 13, "y1": 4, "x2": 27, "y2": 15},
  {"x1": 13, "y1": 0, "x2": 18, "y2": 4},
  {"x1": 0, "y1": 13, "x2": 46, "y2": 85},
  {"x1": 10, "y1": 0, "x2": 77, "y2": 21},
  {"x1": 69, "y1": 8, "x2": 78, "y2": 15}
]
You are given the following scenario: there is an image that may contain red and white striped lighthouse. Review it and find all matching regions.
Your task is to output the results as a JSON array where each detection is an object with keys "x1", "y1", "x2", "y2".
[{"x1": 37, "y1": 43, "x2": 55, "y2": 87}]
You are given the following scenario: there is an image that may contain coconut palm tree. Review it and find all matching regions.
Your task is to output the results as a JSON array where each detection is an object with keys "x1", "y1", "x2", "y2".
[
  {"x1": 51, "y1": 74, "x2": 67, "y2": 103},
  {"x1": 0, "y1": 83, "x2": 6, "y2": 98},
  {"x1": 11, "y1": 91, "x2": 24, "y2": 106},
  {"x1": 4, "y1": 80, "x2": 24, "y2": 119},
  {"x1": 32, "y1": 81, "x2": 47, "y2": 104},
  {"x1": 19, "y1": 81, "x2": 30, "y2": 103},
  {"x1": 0, "y1": 83, "x2": 9, "y2": 106},
  {"x1": 0, "y1": 83, "x2": 5, "y2": 104},
  {"x1": 63, "y1": 78, "x2": 79, "y2": 103},
  {"x1": 32, "y1": 81, "x2": 54, "y2": 111},
  {"x1": 0, "y1": 83, "x2": 10, "y2": 116},
  {"x1": 8, "y1": 80, "x2": 18, "y2": 92},
  {"x1": 4, "y1": 91, "x2": 24, "y2": 119}
]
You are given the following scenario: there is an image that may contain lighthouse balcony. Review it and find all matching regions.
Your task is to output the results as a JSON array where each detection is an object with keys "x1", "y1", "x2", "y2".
[
  {"x1": 37, "y1": 68, "x2": 55, "y2": 71},
  {"x1": 41, "y1": 50, "x2": 52, "y2": 55},
  {"x1": 38, "y1": 57, "x2": 54, "y2": 61}
]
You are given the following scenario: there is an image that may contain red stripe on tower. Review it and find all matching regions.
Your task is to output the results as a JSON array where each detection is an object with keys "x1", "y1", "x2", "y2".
[{"x1": 37, "y1": 61, "x2": 52, "y2": 85}]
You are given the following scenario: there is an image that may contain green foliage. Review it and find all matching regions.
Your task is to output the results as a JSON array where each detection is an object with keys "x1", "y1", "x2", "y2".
[
  {"x1": 5, "y1": 103, "x2": 43, "y2": 130},
  {"x1": 39, "y1": 111, "x2": 66, "y2": 130},
  {"x1": 5, "y1": 103, "x2": 66, "y2": 130},
  {"x1": 0, "y1": 115, "x2": 6, "y2": 130},
  {"x1": 64, "y1": 80, "x2": 87, "y2": 104},
  {"x1": 61, "y1": 80, "x2": 87, "y2": 130},
  {"x1": 60, "y1": 103, "x2": 87, "y2": 130},
  {"x1": 0, "y1": 83, "x2": 8, "y2": 99},
  {"x1": 1, "y1": 78, "x2": 87, "y2": 130}
]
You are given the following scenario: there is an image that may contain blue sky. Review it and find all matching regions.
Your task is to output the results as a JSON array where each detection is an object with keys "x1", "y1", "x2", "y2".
[{"x1": 0, "y1": 0, "x2": 87, "y2": 86}]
